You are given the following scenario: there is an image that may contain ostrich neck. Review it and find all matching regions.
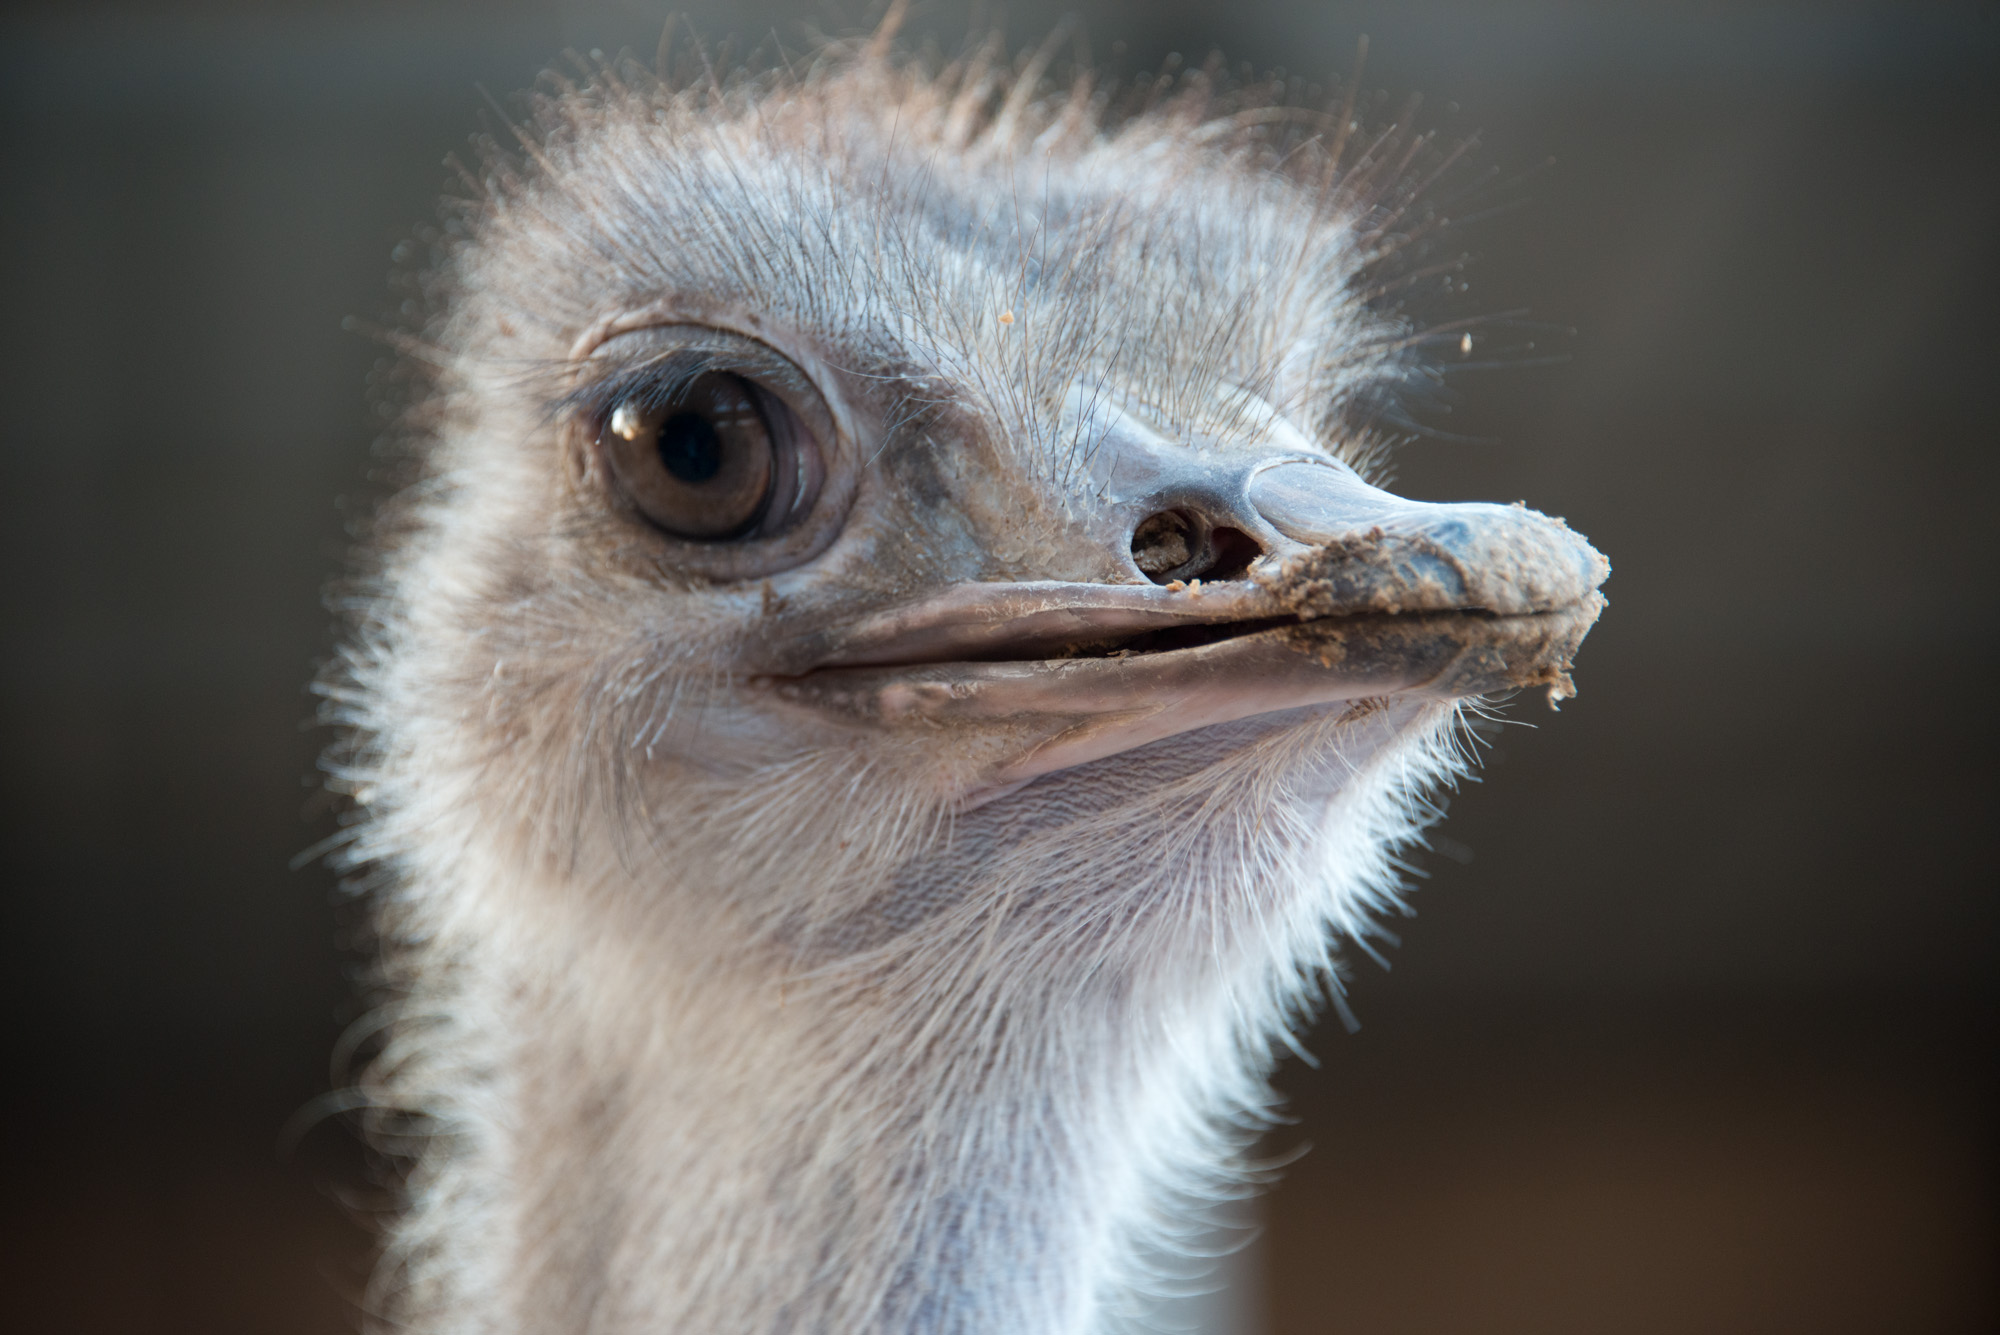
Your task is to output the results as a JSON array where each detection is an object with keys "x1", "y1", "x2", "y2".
[
  {"x1": 413, "y1": 702, "x2": 1444, "y2": 1333},
  {"x1": 466, "y1": 879, "x2": 1237, "y2": 1335}
]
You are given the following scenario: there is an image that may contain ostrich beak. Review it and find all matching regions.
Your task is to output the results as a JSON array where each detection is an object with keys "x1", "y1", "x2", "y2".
[{"x1": 771, "y1": 449, "x2": 1608, "y2": 795}]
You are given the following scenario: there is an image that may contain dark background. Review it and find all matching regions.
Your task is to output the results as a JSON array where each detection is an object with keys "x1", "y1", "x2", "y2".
[{"x1": 1, "y1": 2, "x2": 1994, "y2": 1332}]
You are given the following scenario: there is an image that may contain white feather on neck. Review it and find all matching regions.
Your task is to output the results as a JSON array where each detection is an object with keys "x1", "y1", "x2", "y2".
[{"x1": 343, "y1": 695, "x2": 1467, "y2": 1332}]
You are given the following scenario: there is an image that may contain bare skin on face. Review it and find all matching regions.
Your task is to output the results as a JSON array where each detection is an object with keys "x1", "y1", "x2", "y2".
[{"x1": 326, "y1": 28, "x2": 1608, "y2": 1335}]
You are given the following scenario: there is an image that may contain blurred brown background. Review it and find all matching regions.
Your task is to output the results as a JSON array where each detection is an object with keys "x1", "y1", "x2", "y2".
[{"x1": 1, "y1": 2, "x2": 1993, "y2": 1332}]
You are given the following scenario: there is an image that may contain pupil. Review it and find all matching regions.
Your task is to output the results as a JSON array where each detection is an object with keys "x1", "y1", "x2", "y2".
[{"x1": 656, "y1": 411, "x2": 723, "y2": 483}]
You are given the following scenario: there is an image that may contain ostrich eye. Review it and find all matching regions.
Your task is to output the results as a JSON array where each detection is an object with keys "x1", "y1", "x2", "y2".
[
  {"x1": 578, "y1": 327, "x2": 846, "y2": 577},
  {"x1": 603, "y1": 372, "x2": 784, "y2": 540}
]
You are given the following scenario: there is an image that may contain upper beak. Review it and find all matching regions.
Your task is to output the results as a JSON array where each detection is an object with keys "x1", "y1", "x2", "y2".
[{"x1": 1245, "y1": 459, "x2": 1609, "y2": 620}]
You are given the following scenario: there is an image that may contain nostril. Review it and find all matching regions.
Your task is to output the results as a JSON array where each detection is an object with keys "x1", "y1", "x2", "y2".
[
  {"x1": 1201, "y1": 527, "x2": 1261, "y2": 581},
  {"x1": 1131, "y1": 511, "x2": 1265, "y2": 585}
]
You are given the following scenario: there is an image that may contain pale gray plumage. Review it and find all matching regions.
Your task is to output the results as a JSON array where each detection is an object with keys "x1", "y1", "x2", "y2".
[{"x1": 320, "y1": 28, "x2": 1606, "y2": 1335}]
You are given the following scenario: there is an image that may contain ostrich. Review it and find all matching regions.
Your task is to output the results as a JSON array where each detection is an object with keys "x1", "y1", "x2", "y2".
[{"x1": 321, "y1": 22, "x2": 1607, "y2": 1335}]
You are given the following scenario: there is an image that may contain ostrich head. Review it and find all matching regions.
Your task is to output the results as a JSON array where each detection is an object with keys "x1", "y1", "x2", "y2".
[{"x1": 329, "y1": 30, "x2": 1607, "y2": 1335}]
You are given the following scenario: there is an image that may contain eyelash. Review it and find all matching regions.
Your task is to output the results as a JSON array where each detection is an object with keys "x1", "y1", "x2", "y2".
[{"x1": 563, "y1": 351, "x2": 720, "y2": 427}]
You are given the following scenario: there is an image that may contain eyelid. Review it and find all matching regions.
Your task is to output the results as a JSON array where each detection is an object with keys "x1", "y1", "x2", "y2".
[
  {"x1": 566, "y1": 337, "x2": 830, "y2": 439},
  {"x1": 562, "y1": 350, "x2": 717, "y2": 423}
]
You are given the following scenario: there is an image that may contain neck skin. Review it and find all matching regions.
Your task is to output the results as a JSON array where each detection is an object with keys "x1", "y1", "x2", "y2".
[{"x1": 381, "y1": 701, "x2": 1450, "y2": 1334}]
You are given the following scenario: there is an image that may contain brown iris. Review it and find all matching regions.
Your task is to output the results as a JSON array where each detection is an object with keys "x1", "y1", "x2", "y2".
[{"x1": 603, "y1": 372, "x2": 776, "y2": 540}]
